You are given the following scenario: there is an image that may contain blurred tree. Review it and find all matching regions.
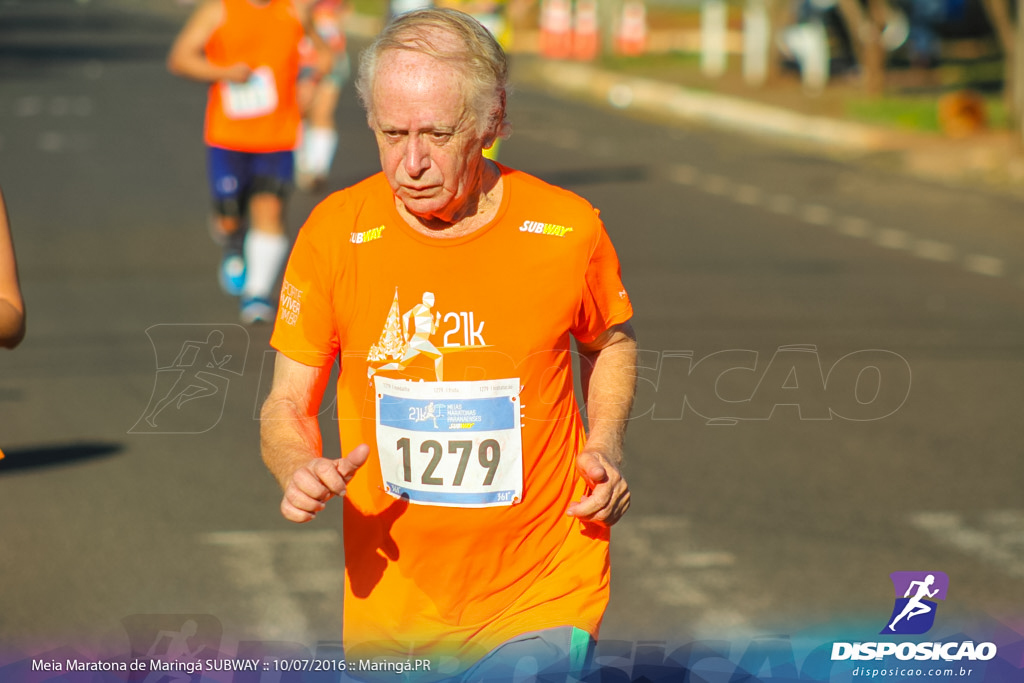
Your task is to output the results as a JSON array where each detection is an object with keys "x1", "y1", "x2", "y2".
[
  {"x1": 979, "y1": 0, "x2": 1016, "y2": 130},
  {"x1": 835, "y1": 0, "x2": 890, "y2": 95}
]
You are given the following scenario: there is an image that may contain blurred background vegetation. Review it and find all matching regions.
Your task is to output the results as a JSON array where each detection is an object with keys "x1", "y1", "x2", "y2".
[{"x1": 347, "y1": 0, "x2": 1018, "y2": 138}]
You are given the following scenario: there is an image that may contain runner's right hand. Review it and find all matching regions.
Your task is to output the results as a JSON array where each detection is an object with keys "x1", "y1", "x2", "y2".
[
  {"x1": 280, "y1": 444, "x2": 370, "y2": 523},
  {"x1": 222, "y1": 63, "x2": 253, "y2": 83}
]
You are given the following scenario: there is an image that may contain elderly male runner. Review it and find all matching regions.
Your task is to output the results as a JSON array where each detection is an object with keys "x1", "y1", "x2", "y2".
[{"x1": 261, "y1": 8, "x2": 637, "y2": 679}]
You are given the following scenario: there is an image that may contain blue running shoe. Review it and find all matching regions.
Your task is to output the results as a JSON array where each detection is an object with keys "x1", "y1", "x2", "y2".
[
  {"x1": 219, "y1": 254, "x2": 246, "y2": 296},
  {"x1": 240, "y1": 297, "x2": 275, "y2": 325}
]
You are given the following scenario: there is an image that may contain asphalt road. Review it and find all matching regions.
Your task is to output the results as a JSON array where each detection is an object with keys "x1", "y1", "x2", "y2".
[{"x1": 2, "y1": 0, "x2": 1024, "y2": 673}]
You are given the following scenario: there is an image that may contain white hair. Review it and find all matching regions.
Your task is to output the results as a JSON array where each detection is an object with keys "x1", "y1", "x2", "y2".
[{"x1": 355, "y1": 8, "x2": 511, "y2": 141}]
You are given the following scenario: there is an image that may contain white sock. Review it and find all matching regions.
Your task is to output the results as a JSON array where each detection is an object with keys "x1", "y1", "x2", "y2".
[
  {"x1": 243, "y1": 231, "x2": 290, "y2": 301},
  {"x1": 304, "y1": 127, "x2": 338, "y2": 177}
]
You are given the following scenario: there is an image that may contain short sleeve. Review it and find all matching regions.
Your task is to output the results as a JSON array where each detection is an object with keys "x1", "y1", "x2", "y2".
[
  {"x1": 270, "y1": 207, "x2": 341, "y2": 368},
  {"x1": 571, "y1": 218, "x2": 633, "y2": 343}
]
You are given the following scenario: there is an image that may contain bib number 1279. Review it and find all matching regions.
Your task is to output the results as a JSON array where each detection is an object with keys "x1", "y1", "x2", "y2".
[
  {"x1": 396, "y1": 437, "x2": 501, "y2": 487},
  {"x1": 374, "y1": 376, "x2": 523, "y2": 508}
]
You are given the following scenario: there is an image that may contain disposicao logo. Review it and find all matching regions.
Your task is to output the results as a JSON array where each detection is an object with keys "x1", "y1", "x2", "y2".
[
  {"x1": 882, "y1": 571, "x2": 948, "y2": 635},
  {"x1": 830, "y1": 571, "x2": 998, "y2": 663}
]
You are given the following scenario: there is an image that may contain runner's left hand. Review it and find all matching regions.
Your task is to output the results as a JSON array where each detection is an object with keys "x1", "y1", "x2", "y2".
[{"x1": 566, "y1": 449, "x2": 630, "y2": 526}]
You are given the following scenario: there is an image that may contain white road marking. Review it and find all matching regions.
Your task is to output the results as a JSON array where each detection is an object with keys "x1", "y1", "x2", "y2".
[
  {"x1": 913, "y1": 239, "x2": 957, "y2": 263},
  {"x1": 767, "y1": 194, "x2": 796, "y2": 215},
  {"x1": 734, "y1": 184, "x2": 763, "y2": 205},
  {"x1": 700, "y1": 174, "x2": 731, "y2": 195},
  {"x1": 876, "y1": 228, "x2": 911, "y2": 250},
  {"x1": 964, "y1": 254, "x2": 1005, "y2": 277},
  {"x1": 38, "y1": 132, "x2": 65, "y2": 152},
  {"x1": 911, "y1": 511, "x2": 1024, "y2": 579},
  {"x1": 668, "y1": 164, "x2": 699, "y2": 185},
  {"x1": 800, "y1": 204, "x2": 833, "y2": 226},
  {"x1": 14, "y1": 96, "x2": 42, "y2": 117},
  {"x1": 201, "y1": 530, "x2": 343, "y2": 643},
  {"x1": 837, "y1": 216, "x2": 872, "y2": 238},
  {"x1": 612, "y1": 515, "x2": 752, "y2": 637},
  {"x1": 5, "y1": 95, "x2": 93, "y2": 118},
  {"x1": 657, "y1": 166, "x2": 1013, "y2": 282}
]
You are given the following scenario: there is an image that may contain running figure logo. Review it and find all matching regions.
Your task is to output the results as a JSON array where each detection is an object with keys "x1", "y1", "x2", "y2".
[
  {"x1": 368, "y1": 288, "x2": 486, "y2": 382},
  {"x1": 410, "y1": 401, "x2": 442, "y2": 428},
  {"x1": 121, "y1": 613, "x2": 222, "y2": 683},
  {"x1": 131, "y1": 325, "x2": 248, "y2": 434},
  {"x1": 881, "y1": 571, "x2": 949, "y2": 635}
]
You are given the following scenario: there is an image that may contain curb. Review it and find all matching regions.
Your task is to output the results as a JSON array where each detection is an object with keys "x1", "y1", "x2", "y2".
[
  {"x1": 512, "y1": 57, "x2": 1024, "y2": 197},
  {"x1": 516, "y1": 59, "x2": 897, "y2": 153}
]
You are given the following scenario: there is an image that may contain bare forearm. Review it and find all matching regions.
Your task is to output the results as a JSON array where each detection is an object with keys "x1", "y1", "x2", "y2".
[
  {"x1": 1, "y1": 189, "x2": 24, "y2": 349},
  {"x1": 260, "y1": 397, "x2": 325, "y2": 490},
  {"x1": 568, "y1": 322, "x2": 637, "y2": 526},
  {"x1": 579, "y1": 322, "x2": 638, "y2": 461},
  {"x1": 167, "y1": 52, "x2": 236, "y2": 83},
  {"x1": 0, "y1": 299, "x2": 25, "y2": 349},
  {"x1": 166, "y1": 0, "x2": 244, "y2": 84}
]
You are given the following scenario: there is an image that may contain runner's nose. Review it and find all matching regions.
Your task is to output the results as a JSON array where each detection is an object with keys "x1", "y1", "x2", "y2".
[{"x1": 404, "y1": 134, "x2": 431, "y2": 177}]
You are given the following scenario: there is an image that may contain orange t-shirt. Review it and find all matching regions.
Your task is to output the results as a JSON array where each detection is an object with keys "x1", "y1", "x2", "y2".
[
  {"x1": 270, "y1": 165, "x2": 633, "y2": 669},
  {"x1": 203, "y1": 0, "x2": 304, "y2": 152}
]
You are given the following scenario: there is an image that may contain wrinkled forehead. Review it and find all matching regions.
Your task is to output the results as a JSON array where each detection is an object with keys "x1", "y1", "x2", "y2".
[
  {"x1": 375, "y1": 47, "x2": 455, "y2": 83},
  {"x1": 374, "y1": 24, "x2": 471, "y2": 88},
  {"x1": 374, "y1": 41, "x2": 466, "y2": 90},
  {"x1": 371, "y1": 50, "x2": 470, "y2": 123}
]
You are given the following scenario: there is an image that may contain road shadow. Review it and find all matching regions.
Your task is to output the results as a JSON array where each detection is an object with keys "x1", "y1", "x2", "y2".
[{"x1": 0, "y1": 441, "x2": 123, "y2": 474}]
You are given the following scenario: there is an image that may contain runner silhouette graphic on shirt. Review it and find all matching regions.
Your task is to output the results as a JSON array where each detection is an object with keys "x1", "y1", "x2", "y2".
[
  {"x1": 369, "y1": 292, "x2": 444, "y2": 381},
  {"x1": 887, "y1": 574, "x2": 939, "y2": 632},
  {"x1": 144, "y1": 330, "x2": 232, "y2": 427}
]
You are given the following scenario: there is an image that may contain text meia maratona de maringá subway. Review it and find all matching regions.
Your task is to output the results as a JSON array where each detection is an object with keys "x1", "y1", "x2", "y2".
[{"x1": 31, "y1": 658, "x2": 261, "y2": 675}]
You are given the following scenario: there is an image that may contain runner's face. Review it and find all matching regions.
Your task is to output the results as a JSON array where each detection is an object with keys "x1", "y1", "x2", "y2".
[{"x1": 371, "y1": 50, "x2": 488, "y2": 224}]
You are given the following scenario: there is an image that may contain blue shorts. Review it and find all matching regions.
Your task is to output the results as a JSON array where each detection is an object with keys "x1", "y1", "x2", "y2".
[{"x1": 207, "y1": 146, "x2": 294, "y2": 217}]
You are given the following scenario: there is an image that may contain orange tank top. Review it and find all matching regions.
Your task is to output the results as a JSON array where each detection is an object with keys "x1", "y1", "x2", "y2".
[{"x1": 203, "y1": 0, "x2": 304, "y2": 152}]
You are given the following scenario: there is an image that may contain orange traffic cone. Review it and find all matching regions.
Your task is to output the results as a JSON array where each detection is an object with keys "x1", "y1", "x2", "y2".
[
  {"x1": 616, "y1": 0, "x2": 647, "y2": 56},
  {"x1": 540, "y1": 0, "x2": 573, "y2": 59},
  {"x1": 572, "y1": 0, "x2": 600, "y2": 61}
]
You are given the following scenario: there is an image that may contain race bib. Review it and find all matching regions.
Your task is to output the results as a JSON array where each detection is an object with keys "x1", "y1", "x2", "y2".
[
  {"x1": 374, "y1": 377, "x2": 523, "y2": 508},
  {"x1": 219, "y1": 66, "x2": 278, "y2": 119}
]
